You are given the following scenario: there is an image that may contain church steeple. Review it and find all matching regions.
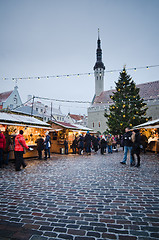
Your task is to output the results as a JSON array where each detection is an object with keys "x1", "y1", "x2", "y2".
[
  {"x1": 94, "y1": 29, "x2": 105, "y2": 96},
  {"x1": 94, "y1": 28, "x2": 105, "y2": 70}
]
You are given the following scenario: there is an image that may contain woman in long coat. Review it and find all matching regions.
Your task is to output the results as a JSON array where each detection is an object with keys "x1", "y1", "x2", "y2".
[{"x1": 131, "y1": 129, "x2": 141, "y2": 167}]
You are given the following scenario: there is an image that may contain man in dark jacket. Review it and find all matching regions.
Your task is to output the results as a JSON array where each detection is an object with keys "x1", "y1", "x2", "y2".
[
  {"x1": 35, "y1": 135, "x2": 44, "y2": 160},
  {"x1": 84, "y1": 131, "x2": 92, "y2": 155},
  {"x1": 120, "y1": 127, "x2": 133, "y2": 166}
]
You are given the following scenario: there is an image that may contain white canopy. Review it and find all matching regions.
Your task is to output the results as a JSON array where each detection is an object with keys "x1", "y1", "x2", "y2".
[
  {"x1": 0, "y1": 112, "x2": 51, "y2": 128},
  {"x1": 134, "y1": 118, "x2": 159, "y2": 129}
]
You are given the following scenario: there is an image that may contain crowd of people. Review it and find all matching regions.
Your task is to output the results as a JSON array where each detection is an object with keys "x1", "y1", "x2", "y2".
[
  {"x1": 0, "y1": 127, "x2": 148, "y2": 171},
  {"x1": 0, "y1": 129, "x2": 51, "y2": 171},
  {"x1": 64, "y1": 131, "x2": 121, "y2": 156}
]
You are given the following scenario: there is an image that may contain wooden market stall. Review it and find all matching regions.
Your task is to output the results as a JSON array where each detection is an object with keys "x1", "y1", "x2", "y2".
[
  {"x1": 134, "y1": 118, "x2": 159, "y2": 153},
  {"x1": 49, "y1": 121, "x2": 93, "y2": 154},
  {"x1": 0, "y1": 112, "x2": 51, "y2": 159}
]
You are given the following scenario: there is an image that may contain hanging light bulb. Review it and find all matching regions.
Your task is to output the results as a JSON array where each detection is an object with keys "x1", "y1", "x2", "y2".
[
  {"x1": 146, "y1": 66, "x2": 149, "y2": 69},
  {"x1": 134, "y1": 68, "x2": 137, "y2": 71}
]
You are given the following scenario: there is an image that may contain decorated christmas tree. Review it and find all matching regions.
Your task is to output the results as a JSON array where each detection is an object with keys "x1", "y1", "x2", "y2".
[{"x1": 105, "y1": 67, "x2": 150, "y2": 135}]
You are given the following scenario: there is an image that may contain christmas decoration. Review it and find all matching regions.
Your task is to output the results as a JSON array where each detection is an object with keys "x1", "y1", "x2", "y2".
[{"x1": 105, "y1": 67, "x2": 151, "y2": 135}]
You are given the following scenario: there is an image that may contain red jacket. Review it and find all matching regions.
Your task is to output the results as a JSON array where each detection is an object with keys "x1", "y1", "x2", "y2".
[
  {"x1": 0, "y1": 132, "x2": 6, "y2": 150},
  {"x1": 15, "y1": 134, "x2": 29, "y2": 152}
]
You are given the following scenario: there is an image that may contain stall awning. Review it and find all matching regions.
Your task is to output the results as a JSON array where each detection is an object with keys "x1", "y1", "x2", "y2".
[
  {"x1": 0, "y1": 112, "x2": 51, "y2": 128},
  {"x1": 134, "y1": 118, "x2": 159, "y2": 129}
]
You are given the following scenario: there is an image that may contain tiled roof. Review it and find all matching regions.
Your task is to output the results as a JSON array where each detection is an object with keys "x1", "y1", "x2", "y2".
[
  {"x1": 51, "y1": 121, "x2": 92, "y2": 131},
  {"x1": 0, "y1": 90, "x2": 13, "y2": 104},
  {"x1": 69, "y1": 114, "x2": 84, "y2": 121},
  {"x1": 94, "y1": 80, "x2": 159, "y2": 104}
]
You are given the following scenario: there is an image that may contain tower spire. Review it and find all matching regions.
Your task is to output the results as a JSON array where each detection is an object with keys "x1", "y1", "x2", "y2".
[
  {"x1": 98, "y1": 28, "x2": 100, "y2": 39},
  {"x1": 93, "y1": 29, "x2": 105, "y2": 96}
]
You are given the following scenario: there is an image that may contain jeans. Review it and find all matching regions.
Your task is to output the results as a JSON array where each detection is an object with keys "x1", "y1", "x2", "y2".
[
  {"x1": 45, "y1": 147, "x2": 50, "y2": 159},
  {"x1": 108, "y1": 145, "x2": 112, "y2": 153},
  {"x1": 123, "y1": 146, "x2": 133, "y2": 164}
]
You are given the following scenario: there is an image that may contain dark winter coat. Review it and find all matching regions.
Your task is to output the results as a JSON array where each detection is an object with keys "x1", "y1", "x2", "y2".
[
  {"x1": 131, "y1": 131, "x2": 141, "y2": 155},
  {"x1": 36, "y1": 137, "x2": 44, "y2": 151},
  {"x1": 4, "y1": 132, "x2": 12, "y2": 153},
  {"x1": 78, "y1": 136, "x2": 84, "y2": 149},
  {"x1": 123, "y1": 131, "x2": 133, "y2": 147},
  {"x1": 84, "y1": 133, "x2": 92, "y2": 146}
]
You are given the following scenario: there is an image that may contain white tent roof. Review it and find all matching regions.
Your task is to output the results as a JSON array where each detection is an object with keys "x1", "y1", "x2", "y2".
[
  {"x1": 0, "y1": 112, "x2": 51, "y2": 128},
  {"x1": 134, "y1": 118, "x2": 159, "y2": 129}
]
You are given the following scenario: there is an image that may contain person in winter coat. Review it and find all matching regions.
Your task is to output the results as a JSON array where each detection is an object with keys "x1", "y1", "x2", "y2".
[
  {"x1": 131, "y1": 129, "x2": 141, "y2": 167},
  {"x1": 120, "y1": 127, "x2": 133, "y2": 166},
  {"x1": 44, "y1": 131, "x2": 51, "y2": 159},
  {"x1": 35, "y1": 135, "x2": 44, "y2": 160},
  {"x1": 0, "y1": 130, "x2": 6, "y2": 168},
  {"x1": 3, "y1": 129, "x2": 12, "y2": 165},
  {"x1": 107, "y1": 134, "x2": 113, "y2": 154},
  {"x1": 100, "y1": 136, "x2": 106, "y2": 155},
  {"x1": 92, "y1": 135, "x2": 99, "y2": 153},
  {"x1": 64, "y1": 138, "x2": 68, "y2": 154},
  {"x1": 78, "y1": 134, "x2": 84, "y2": 155},
  {"x1": 14, "y1": 130, "x2": 30, "y2": 171},
  {"x1": 84, "y1": 131, "x2": 92, "y2": 155},
  {"x1": 72, "y1": 137, "x2": 78, "y2": 154}
]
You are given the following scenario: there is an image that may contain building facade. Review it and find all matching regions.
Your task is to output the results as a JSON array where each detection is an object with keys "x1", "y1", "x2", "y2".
[
  {"x1": 0, "y1": 86, "x2": 22, "y2": 110},
  {"x1": 88, "y1": 33, "x2": 159, "y2": 134}
]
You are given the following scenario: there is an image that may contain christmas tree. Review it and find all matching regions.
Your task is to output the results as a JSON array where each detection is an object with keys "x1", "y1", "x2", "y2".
[{"x1": 105, "y1": 67, "x2": 150, "y2": 135}]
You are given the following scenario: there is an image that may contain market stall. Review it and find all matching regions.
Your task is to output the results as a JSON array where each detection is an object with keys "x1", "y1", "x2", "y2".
[
  {"x1": 134, "y1": 118, "x2": 159, "y2": 153},
  {"x1": 0, "y1": 112, "x2": 51, "y2": 159},
  {"x1": 49, "y1": 121, "x2": 93, "y2": 154}
]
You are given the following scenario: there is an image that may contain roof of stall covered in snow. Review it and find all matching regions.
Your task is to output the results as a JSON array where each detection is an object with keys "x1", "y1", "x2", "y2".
[{"x1": 0, "y1": 112, "x2": 50, "y2": 127}]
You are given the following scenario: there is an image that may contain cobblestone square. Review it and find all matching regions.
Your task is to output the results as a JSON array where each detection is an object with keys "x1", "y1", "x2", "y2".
[{"x1": 0, "y1": 150, "x2": 159, "y2": 240}]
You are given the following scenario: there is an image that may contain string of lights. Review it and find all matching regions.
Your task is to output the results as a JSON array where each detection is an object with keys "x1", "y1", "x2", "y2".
[
  {"x1": 1, "y1": 64, "x2": 159, "y2": 81},
  {"x1": 34, "y1": 96, "x2": 91, "y2": 104}
]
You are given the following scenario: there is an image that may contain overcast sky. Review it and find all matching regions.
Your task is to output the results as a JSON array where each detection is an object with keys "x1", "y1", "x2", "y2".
[{"x1": 0, "y1": 0, "x2": 159, "y2": 114}]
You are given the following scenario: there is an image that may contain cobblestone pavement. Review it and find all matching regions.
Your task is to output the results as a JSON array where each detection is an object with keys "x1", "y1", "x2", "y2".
[{"x1": 0, "y1": 150, "x2": 159, "y2": 240}]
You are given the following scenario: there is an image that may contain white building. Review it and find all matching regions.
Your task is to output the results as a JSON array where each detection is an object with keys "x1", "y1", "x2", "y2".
[{"x1": 0, "y1": 86, "x2": 22, "y2": 110}]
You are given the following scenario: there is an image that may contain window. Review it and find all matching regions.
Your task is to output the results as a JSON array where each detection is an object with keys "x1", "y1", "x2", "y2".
[
  {"x1": 41, "y1": 109, "x2": 43, "y2": 113},
  {"x1": 93, "y1": 122, "x2": 94, "y2": 127},
  {"x1": 36, "y1": 108, "x2": 38, "y2": 111},
  {"x1": 57, "y1": 117, "x2": 59, "y2": 120},
  {"x1": 99, "y1": 122, "x2": 100, "y2": 127}
]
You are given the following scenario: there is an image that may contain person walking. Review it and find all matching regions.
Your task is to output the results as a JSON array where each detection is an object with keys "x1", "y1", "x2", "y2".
[
  {"x1": 72, "y1": 137, "x2": 78, "y2": 154},
  {"x1": 84, "y1": 131, "x2": 92, "y2": 155},
  {"x1": 14, "y1": 130, "x2": 30, "y2": 171},
  {"x1": 107, "y1": 134, "x2": 113, "y2": 154},
  {"x1": 44, "y1": 131, "x2": 51, "y2": 160},
  {"x1": 0, "y1": 130, "x2": 6, "y2": 168},
  {"x1": 3, "y1": 129, "x2": 13, "y2": 165},
  {"x1": 131, "y1": 129, "x2": 141, "y2": 167},
  {"x1": 35, "y1": 135, "x2": 44, "y2": 159},
  {"x1": 120, "y1": 127, "x2": 133, "y2": 166},
  {"x1": 100, "y1": 135, "x2": 106, "y2": 155},
  {"x1": 92, "y1": 135, "x2": 99, "y2": 153},
  {"x1": 78, "y1": 134, "x2": 84, "y2": 155},
  {"x1": 64, "y1": 138, "x2": 68, "y2": 154}
]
